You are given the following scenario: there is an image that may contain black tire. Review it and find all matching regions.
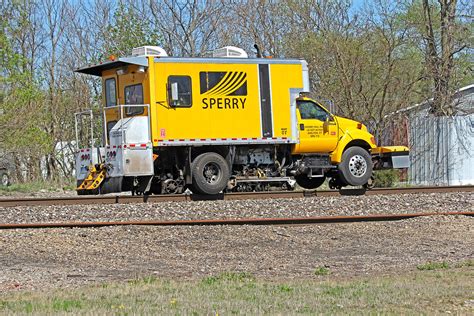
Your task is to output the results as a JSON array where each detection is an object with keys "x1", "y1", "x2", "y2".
[
  {"x1": 338, "y1": 146, "x2": 373, "y2": 186},
  {"x1": 191, "y1": 152, "x2": 230, "y2": 195},
  {"x1": 0, "y1": 170, "x2": 10, "y2": 187},
  {"x1": 295, "y1": 174, "x2": 325, "y2": 189}
]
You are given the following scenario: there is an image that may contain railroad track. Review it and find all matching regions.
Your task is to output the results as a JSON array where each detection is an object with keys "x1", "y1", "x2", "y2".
[
  {"x1": 0, "y1": 185, "x2": 473, "y2": 207},
  {"x1": 1, "y1": 211, "x2": 473, "y2": 230}
]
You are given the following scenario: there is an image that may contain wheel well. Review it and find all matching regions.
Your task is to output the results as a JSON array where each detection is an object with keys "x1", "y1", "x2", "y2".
[
  {"x1": 190, "y1": 146, "x2": 230, "y2": 161},
  {"x1": 343, "y1": 140, "x2": 371, "y2": 153}
]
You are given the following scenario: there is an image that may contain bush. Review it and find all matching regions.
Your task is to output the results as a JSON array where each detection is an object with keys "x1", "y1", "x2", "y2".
[
  {"x1": 314, "y1": 266, "x2": 330, "y2": 276},
  {"x1": 373, "y1": 169, "x2": 400, "y2": 188}
]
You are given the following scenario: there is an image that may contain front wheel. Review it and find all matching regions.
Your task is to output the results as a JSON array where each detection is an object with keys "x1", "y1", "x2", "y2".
[
  {"x1": 338, "y1": 146, "x2": 373, "y2": 186},
  {"x1": 191, "y1": 152, "x2": 230, "y2": 195}
]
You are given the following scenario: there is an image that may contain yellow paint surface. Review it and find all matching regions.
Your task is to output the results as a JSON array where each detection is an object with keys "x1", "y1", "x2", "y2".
[
  {"x1": 145, "y1": 61, "x2": 304, "y2": 143},
  {"x1": 97, "y1": 58, "x2": 381, "y2": 162}
]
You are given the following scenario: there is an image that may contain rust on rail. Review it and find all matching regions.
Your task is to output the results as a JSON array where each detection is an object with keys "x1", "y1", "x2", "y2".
[
  {"x1": 0, "y1": 211, "x2": 472, "y2": 230},
  {"x1": 1, "y1": 185, "x2": 473, "y2": 207}
]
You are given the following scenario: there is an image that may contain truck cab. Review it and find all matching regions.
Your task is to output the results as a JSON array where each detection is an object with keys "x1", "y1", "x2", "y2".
[{"x1": 291, "y1": 96, "x2": 408, "y2": 189}]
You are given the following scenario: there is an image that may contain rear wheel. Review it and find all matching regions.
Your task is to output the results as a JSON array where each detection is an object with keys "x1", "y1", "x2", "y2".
[
  {"x1": 191, "y1": 152, "x2": 230, "y2": 195},
  {"x1": 338, "y1": 146, "x2": 373, "y2": 186},
  {"x1": 295, "y1": 174, "x2": 326, "y2": 189}
]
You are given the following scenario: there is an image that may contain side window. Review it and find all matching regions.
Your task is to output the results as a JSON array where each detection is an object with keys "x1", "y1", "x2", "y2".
[
  {"x1": 105, "y1": 78, "x2": 116, "y2": 107},
  {"x1": 124, "y1": 84, "x2": 144, "y2": 116},
  {"x1": 298, "y1": 101, "x2": 330, "y2": 121},
  {"x1": 168, "y1": 76, "x2": 192, "y2": 107},
  {"x1": 107, "y1": 120, "x2": 117, "y2": 137}
]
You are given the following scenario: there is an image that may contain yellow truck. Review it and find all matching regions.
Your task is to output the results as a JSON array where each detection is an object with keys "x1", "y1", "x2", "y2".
[{"x1": 74, "y1": 46, "x2": 409, "y2": 195}]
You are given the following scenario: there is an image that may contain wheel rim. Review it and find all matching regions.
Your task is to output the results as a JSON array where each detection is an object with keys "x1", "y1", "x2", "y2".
[
  {"x1": 1, "y1": 174, "x2": 9, "y2": 186},
  {"x1": 348, "y1": 155, "x2": 367, "y2": 177},
  {"x1": 203, "y1": 162, "x2": 222, "y2": 184}
]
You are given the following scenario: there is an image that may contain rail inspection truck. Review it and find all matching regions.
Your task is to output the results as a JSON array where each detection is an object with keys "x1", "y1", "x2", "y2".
[{"x1": 74, "y1": 46, "x2": 409, "y2": 195}]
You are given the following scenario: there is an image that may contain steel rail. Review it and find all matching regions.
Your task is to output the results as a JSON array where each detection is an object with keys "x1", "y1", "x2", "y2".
[
  {"x1": 1, "y1": 185, "x2": 473, "y2": 207},
  {"x1": 0, "y1": 211, "x2": 473, "y2": 230}
]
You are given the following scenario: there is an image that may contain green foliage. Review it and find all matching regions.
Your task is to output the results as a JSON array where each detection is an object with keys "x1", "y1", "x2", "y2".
[
  {"x1": 417, "y1": 261, "x2": 450, "y2": 271},
  {"x1": 314, "y1": 266, "x2": 330, "y2": 276},
  {"x1": 373, "y1": 169, "x2": 400, "y2": 188},
  {"x1": 0, "y1": 2, "x2": 51, "y2": 183},
  {"x1": 104, "y1": 3, "x2": 161, "y2": 58},
  {"x1": 51, "y1": 299, "x2": 83, "y2": 312},
  {"x1": 0, "y1": 179, "x2": 75, "y2": 194},
  {"x1": 276, "y1": 284, "x2": 293, "y2": 293}
]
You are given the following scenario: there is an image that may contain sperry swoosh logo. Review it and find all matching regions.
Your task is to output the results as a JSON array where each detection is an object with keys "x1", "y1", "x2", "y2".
[{"x1": 200, "y1": 71, "x2": 247, "y2": 96}]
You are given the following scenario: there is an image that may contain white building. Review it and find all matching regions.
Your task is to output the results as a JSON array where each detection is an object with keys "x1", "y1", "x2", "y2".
[{"x1": 407, "y1": 84, "x2": 474, "y2": 185}]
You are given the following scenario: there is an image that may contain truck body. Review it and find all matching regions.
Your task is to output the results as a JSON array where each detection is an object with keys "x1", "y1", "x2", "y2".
[{"x1": 75, "y1": 46, "x2": 409, "y2": 195}]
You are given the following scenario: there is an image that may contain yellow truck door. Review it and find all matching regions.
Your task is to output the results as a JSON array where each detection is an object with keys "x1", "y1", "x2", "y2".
[{"x1": 293, "y1": 100, "x2": 338, "y2": 154}]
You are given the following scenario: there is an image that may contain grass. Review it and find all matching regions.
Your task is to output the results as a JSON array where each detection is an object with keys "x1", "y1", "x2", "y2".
[
  {"x1": 0, "y1": 179, "x2": 75, "y2": 194},
  {"x1": 1, "y1": 266, "x2": 473, "y2": 314},
  {"x1": 417, "y1": 261, "x2": 450, "y2": 271}
]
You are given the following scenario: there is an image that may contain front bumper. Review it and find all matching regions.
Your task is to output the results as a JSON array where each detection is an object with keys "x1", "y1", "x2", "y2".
[{"x1": 371, "y1": 146, "x2": 410, "y2": 169}]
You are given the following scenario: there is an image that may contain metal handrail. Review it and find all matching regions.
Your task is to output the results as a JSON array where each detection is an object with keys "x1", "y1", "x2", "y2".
[{"x1": 74, "y1": 109, "x2": 94, "y2": 151}]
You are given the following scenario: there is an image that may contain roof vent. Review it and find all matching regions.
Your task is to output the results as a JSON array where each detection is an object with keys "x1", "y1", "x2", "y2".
[
  {"x1": 212, "y1": 46, "x2": 248, "y2": 58},
  {"x1": 132, "y1": 46, "x2": 168, "y2": 57}
]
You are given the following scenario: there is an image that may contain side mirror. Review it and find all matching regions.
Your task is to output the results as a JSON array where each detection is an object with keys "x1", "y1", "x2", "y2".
[{"x1": 170, "y1": 82, "x2": 179, "y2": 102}]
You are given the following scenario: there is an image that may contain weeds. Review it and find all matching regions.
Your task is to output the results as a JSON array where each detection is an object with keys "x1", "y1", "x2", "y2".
[
  {"x1": 276, "y1": 285, "x2": 293, "y2": 293},
  {"x1": 0, "y1": 179, "x2": 75, "y2": 194},
  {"x1": 202, "y1": 272, "x2": 255, "y2": 285},
  {"x1": 314, "y1": 266, "x2": 330, "y2": 276},
  {"x1": 373, "y1": 169, "x2": 400, "y2": 187},
  {"x1": 455, "y1": 259, "x2": 473, "y2": 268},
  {"x1": 51, "y1": 298, "x2": 83, "y2": 312},
  {"x1": 1, "y1": 267, "x2": 473, "y2": 314},
  {"x1": 417, "y1": 261, "x2": 450, "y2": 271}
]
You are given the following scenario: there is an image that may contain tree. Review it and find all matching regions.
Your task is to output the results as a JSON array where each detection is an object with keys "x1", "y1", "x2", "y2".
[
  {"x1": 0, "y1": 1, "x2": 49, "y2": 182},
  {"x1": 283, "y1": 0, "x2": 424, "y2": 143},
  {"x1": 407, "y1": 0, "x2": 472, "y2": 115},
  {"x1": 104, "y1": 1, "x2": 161, "y2": 58},
  {"x1": 147, "y1": 0, "x2": 225, "y2": 57}
]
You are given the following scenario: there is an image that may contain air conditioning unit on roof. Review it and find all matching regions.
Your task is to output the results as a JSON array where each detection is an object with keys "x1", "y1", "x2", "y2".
[
  {"x1": 132, "y1": 46, "x2": 168, "y2": 57},
  {"x1": 212, "y1": 46, "x2": 248, "y2": 58}
]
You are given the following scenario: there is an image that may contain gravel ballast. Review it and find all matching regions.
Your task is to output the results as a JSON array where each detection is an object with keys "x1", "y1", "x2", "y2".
[
  {"x1": 0, "y1": 192, "x2": 473, "y2": 292},
  {"x1": 0, "y1": 192, "x2": 472, "y2": 223}
]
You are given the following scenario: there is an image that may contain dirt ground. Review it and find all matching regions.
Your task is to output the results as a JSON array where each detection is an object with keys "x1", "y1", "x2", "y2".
[{"x1": 0, "y1": 214, "x2": 472, "y2": 292}]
